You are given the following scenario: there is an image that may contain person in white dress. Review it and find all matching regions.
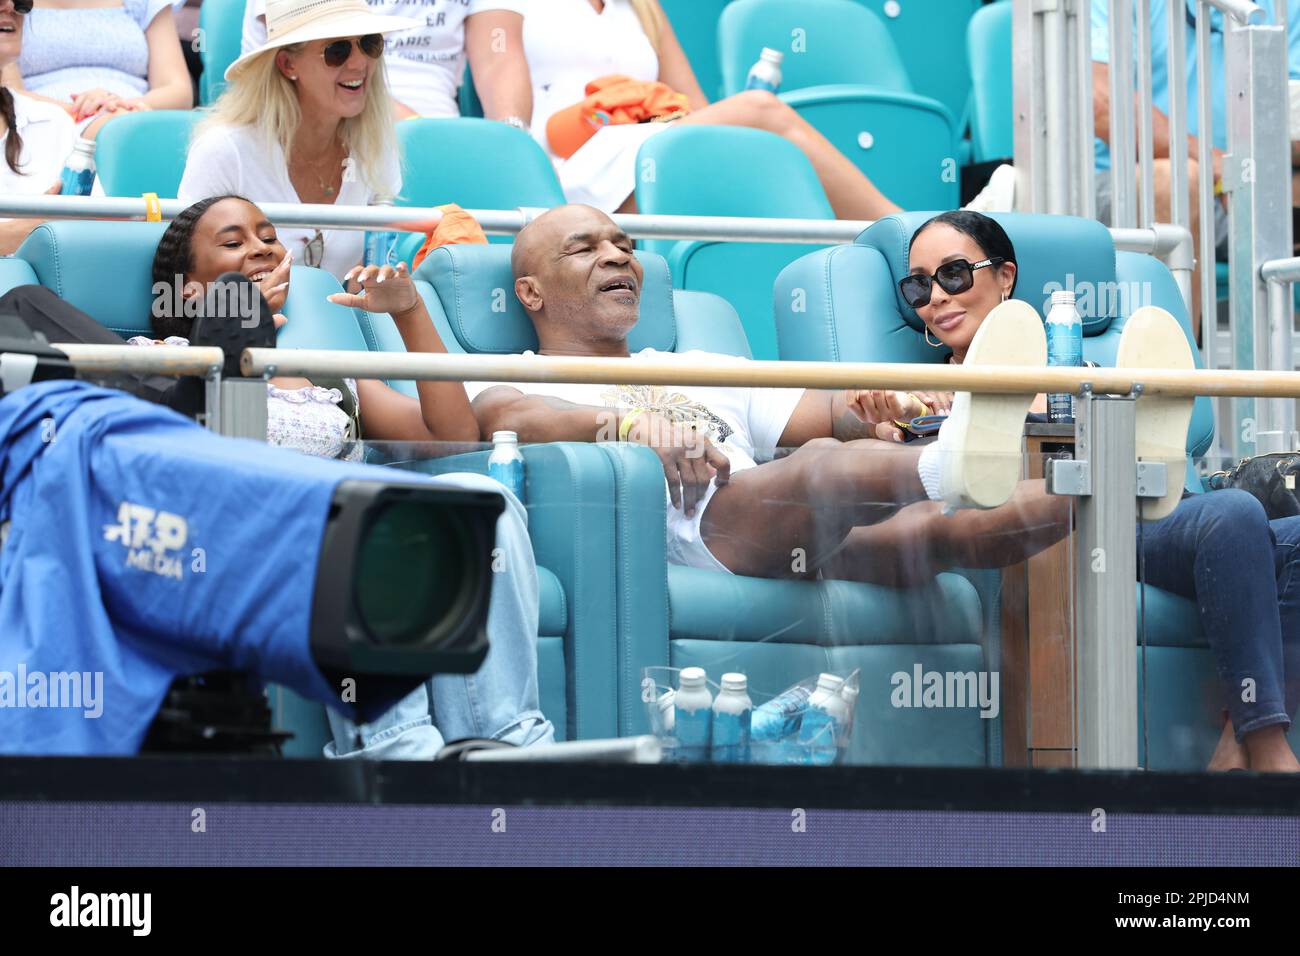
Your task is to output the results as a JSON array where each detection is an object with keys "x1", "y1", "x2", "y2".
[
  {"x1": 241, "y1": 0, "x2": 532, "y2": 123},
  {"x1": 515, "y1": 0, "x2": 902, "y2": 218},
  {"x1": 0, "y1": 0, "x2": 77, "y2": 253}
]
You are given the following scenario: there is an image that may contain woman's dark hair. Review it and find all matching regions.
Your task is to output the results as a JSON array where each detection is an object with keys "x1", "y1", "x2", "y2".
[
  {"x1": 0, "y1": 87, "x2": 25, "y2": 176},
  {"x1": 150, "y1": 194, "x2": 248, "y2": 338},
  {"x1": 908, "y1": 210, "x2": 1019, "y2": 296}
]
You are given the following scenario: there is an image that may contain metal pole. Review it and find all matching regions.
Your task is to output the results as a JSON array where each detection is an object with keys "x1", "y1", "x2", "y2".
[
  {"x1": 1165, "y1": 0, "x2": 1193, "y2": 315},
  {"x1": 1074, "y1": 0, "x2": 1097, "y2": 219},
  {"x1": 1013, "y1": 0, "x2": 1043, "y2": 212},
  {"x1": 1225, "y1": 23, "x2": 1292, "y2": 454},
  {"x1": 1109, "y1": 0, "x2": 1138, "y2": 227},
  {"x1": 1196, "y1": 7, "x2": 1219, "y2": 370},
  {"x1": 1136, "y1": 0, "x2": 1158, "y2": 228},
  {"x1": 1073, "y1": 394, "x2": 1139, "y2": 769},
  {"x1": 216, "y1": 378, "x2": 268, "y2": 441},
  {"x1": 1043, "y1": 0, "x2": 1071, "y2": 214}
]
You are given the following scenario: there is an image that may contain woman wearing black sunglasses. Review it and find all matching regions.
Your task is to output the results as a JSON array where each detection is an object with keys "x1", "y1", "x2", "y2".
[
  {"x1": 856, "y1": 210, "x2": 1300, "y2": 773},
  {"x1": 179, "y1": 0, "x2": 419, "y2": 283},
  {"x1": 0, "y1": 0, "x2": 77, "y2": 254}
]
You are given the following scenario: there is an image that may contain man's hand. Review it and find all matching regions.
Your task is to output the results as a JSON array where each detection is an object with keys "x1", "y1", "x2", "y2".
[
  {"x1": 330, "y1": 261, "x2": 421, "y2": 316},
  {"x1": 258, "y1": 251, "x2": 292, "y2": 313},
  {"x1": 843, "y1": 389, "x2": 930, "y2": 426},
  {"x1": 627, "y1": 411, "x2": 731, "y2": 518}
]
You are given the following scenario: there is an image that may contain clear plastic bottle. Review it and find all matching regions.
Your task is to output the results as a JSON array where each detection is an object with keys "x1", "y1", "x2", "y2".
[
  {"x1": 838, "y1": 679, "x2": 860, "y2": 759},
  {"x1": 1046, "y1": 289, "x2": 1083, "y2": 424},
  {"x1": 673, "y1": 667, "x2": 713, "y2": 762},
  {"x1": 487, "y1": 430, "x2": 526, "y2": 504},
  {"x1": 750, "y1": 682, "x2": 814, "y2": 741},
  {"x1": 58, "y1": 138, "x2": 96, "y2": 197},
  {"x1": 363, "y1": 198, "x2": 399, "y2": 268},
  {"x1": 744, "y1": 48, "x2": 784, "y2": 93},
  {"x1": 798, "y1": 673, "x2": 849, "y2": 765},
  {"x1": 710, "y1": 672, "x2": 753, "y2": 763}
]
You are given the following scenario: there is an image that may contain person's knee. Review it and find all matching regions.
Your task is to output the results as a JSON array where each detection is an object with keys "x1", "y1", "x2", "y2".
[
  {"x1": 1202, "y1": 489, "x2": 1270, "y2": 539},
  {"x1": 729, "y1": 89, "x2": 790, "y2": 131}
]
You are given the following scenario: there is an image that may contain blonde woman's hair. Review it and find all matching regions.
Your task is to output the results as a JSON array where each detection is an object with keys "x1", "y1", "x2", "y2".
[
  {"x1": 197, "y1": 44, "x2": 399, "y2": 199},
  {"x1": 628, "y1": 0, "x2": 662, "y2": 52}
]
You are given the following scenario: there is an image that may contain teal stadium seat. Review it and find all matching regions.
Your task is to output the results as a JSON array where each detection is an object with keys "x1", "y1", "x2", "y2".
[
  {"x1": 394, "y1": 118, "x2": 566, "y2": 258},
  {"x1": 659, "y1": 0, "x2": 732, "y2": 102},
  {"x1": 968, "y1": 0, "x2": 1014, "y2": 163},
  {"x1": 718, "y1": 0, "x2": 958, "y2": 210},
  {"x1": 774, "y1": 212, "x2": 1232, "y2": 769},
  {"x1": 855, "y1": 0, "x2": 981, "y2": 143},
  {"x1": 635, "y1": 125, "x2": 833, "y2": 361},
  {"x1": 197, "y1": 0, "x2": 245, "y2": 105},
  {"x1": 94, "y1": 110, "x2": 204, "y2": 199},
  {"x1": 414, "y1": 243, "x2": 1003, "y2": 765}
]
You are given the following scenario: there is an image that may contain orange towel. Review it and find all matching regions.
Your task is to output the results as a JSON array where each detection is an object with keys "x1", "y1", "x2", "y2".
[
  {"x1": 546, "y1": 74, "x2": 691, "y2": 160},
  {"x1": 412, "y1": 203, "x2": 489, "y2": 270}
]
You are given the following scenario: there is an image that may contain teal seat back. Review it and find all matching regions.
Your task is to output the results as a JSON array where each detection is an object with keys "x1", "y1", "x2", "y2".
[
  {"x1": 198, "y1": 0, "x2": 246, "y2": 105},
  {"x1": 635, "y1": 125, "x2": 833, "y2": 361},
  {"x1": 660, "y1": 0, "x2": 731, "y2": 101},
  {"x1": 856, "y1": 0, "x2": 980, "y2": 137},
  {"x1": 94, "y1": 111, "x2": 205, "y2": 199},
  {"x1": 968, "y1": 0, "x2": 1014, "y2": 161},
  {"x1": 718, "y1": 0, "x2": 911, "y2": 94}
]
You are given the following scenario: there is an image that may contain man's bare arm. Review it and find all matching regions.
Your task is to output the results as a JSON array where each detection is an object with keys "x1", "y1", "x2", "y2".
[{"x1": 472, "y1": 386, "x2": 627, "y2": 442}]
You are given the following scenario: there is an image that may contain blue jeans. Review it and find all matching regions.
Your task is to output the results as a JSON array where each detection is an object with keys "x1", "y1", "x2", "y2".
[
  {"x1": 324, "y1": 472, "x2": 555, "y2": 758},
  {"x1": 1139, "y1": 489, "x2": 1300, "y2": 740}
]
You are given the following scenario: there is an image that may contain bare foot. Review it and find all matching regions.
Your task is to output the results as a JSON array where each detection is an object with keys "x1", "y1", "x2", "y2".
[
  {"x1": 1244, "y1": 725, "x2": 1300, "y2": 773},
  {"x1": 1207, "y1": 718, "x2": 1249, "y2": 771}
]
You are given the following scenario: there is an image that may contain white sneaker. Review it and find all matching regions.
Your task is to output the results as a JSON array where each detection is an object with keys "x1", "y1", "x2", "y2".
[
  {"x1": 963, "y1": 163, "x2": 1017, "y2": 213},
  {"x1": 1115, "y1": 306, "x2": 1195, "y2": 522},
  {"x1": 927, "y1": 299, "x2": 1046, "y2": 509}
]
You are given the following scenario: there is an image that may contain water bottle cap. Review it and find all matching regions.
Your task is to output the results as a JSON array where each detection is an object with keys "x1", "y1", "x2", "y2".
[
  {"x1": 492, "y1": 430, "x2": 518, "y2": 444},
  {"x1": 73, "y1": 137, "x2": 96, "y2": 156},
  {"x1": 720, "y1": 672, "x2": 748, "y2": 691},
  {"x1": 816, "y1": 673, "x2": 845, "y2": 692},
  {"x1": 1051, "y1": 290, "x2": 1076, "y2": 306},
  {"x1": 840, "y1": 684, "x2": 860, "y2": 701},
  {"x1": 760, "y1": 47, "x2": 784, "y2": 64},
  {"x1": 679, "y1": 666, "x2": 707, "y2": 688}
]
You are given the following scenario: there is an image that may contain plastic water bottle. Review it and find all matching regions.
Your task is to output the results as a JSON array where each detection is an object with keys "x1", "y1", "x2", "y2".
[
  {"x1": 798, "y1": 673, "x2": 849, "y2": 765},
  {"x1": 58, "y1": 138, "x2": 96, "y2": 197},
  {"x1": 1046, "y1": 289, "x2": 1083, "y2": 424},
  {"x1": 744, "y1": 48, "x2": 784, "y2": 93},
  {"x1": 487, "y1": 430, "x2": 526, "y2": 504},
  {"x1": 673, "y1": 667, "x2": 713, "y2": 762},
  {"x1": 838, "y1": 680, "x2": 860, "y2": 758},
  {"x1": 710, "y1": 672, "x2": 753, "y2": 763},
  {"x1": 751, "y1": 683, "x2": 814, "y2": 741},
  {"x1": 363, "y1": 198, "x2": 399, "y2": 268}
]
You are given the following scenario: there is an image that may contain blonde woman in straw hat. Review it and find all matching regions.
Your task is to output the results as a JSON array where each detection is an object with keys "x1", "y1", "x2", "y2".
[{"x1": 178, "y1": 0, "x2": 411, "y2": 283}]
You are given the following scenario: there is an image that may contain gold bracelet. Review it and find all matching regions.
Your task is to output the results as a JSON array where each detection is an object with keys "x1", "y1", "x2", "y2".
[{"x1": 619, "y1": 408, "x2": 648, "y2": 441}]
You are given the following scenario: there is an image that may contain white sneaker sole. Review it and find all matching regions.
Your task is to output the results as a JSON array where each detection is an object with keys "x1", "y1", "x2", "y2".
[
  {"x1": 1115, "y1": 305, "x2": 1195, "y2": 522},
  {"x1": 940, "y1": 299, "x2": 1046, "y2": 509}
]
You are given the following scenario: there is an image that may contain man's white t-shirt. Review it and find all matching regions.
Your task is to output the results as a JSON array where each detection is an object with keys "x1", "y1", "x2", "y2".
[
  {"x1": 240, "y1": 0, "x2": 524, "y2": 118},
  {"x1": 177, "y1": 123, "x2": 403, "y2": 282},
  {"x1": 467, "y1": 348, "x2": 806, "y2": 571},
  {"x1": 0, "y1": 92, "x2": 76, "y2": 214}
]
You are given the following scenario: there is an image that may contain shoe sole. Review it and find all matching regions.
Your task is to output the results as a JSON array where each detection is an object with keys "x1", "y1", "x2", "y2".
[
  {"x1": 941, "y1": 299, "x2": 1046, "y2": 508},
  {"x1": 1115, "y1": 305, "x2": 1195, "y2": 522}
]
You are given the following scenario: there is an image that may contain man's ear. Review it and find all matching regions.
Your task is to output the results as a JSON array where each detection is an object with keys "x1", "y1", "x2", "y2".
[{"x1": 514, "y1": 275, "x2": 542, "y2": 313}]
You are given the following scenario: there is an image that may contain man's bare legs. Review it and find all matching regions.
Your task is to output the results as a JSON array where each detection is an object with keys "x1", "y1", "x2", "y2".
[
  {"x1": 613, "y1": 91, "x2": 903, "y2": 220},
  {"x1": 698, "y1": 439, "x2": 1069, "y2": 582},
  {"x1": 699, "y1": 438, "x2": 930, "y2": 578}
]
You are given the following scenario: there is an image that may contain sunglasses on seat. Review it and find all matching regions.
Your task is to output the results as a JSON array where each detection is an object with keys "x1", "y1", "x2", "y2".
[
  {"x1": 899, "y1": 257, "x2": 1005, "y2": 309},
  {"x1": 321, "y1": 34, "x2": 384, "y2": 68}
]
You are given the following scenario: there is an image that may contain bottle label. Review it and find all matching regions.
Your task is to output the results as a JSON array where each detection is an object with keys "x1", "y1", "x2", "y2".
[
  {"x1": 798, "y1": 708, "x2": 840, "y2": 765},
  {"x1": 363, "y1": 231, "x2": 398, "y2": 268},
  {"x1": 1046, "y1": 318, "x2": 1083, "y2": 424},
  {"x1": 745, "y1": 75, "x2": 780, "y2": 93},
  {"x1": 711, "y1": 708, "x2": 751, "y2": 763},
  {"x1": 487, "y1": 458, "x2": 525, "y2": 502},
  {"x1": 674, "y1": 706, "x2": 711, "y2": 762},
  {"x1": 59, "y1": 166, "x2": 95, "y2": 198}
]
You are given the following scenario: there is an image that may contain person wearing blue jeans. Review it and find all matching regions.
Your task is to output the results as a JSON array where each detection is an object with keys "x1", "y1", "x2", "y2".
[
  {"x1": 1139, "y1": 489, "x2": 1300, "y2": 771},
  {"x1": 325, "y1": 472, "x2": 555, "y2": 758}
]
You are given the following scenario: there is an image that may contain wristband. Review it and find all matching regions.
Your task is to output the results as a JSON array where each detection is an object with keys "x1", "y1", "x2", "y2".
[{"x1": 619, "y1": 408, "x2": 648, "y2": 441}]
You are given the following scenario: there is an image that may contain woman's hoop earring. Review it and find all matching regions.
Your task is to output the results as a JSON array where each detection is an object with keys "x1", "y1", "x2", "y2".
[
  {"x1": 1001, "y1": 291, "x2": 1008, "y2": 303},
  {"x1": 925, "y1": 327, "x2": 943, "y2": 348}
]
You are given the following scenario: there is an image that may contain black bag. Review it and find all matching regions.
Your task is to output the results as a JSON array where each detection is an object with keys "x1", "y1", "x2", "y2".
[
  {"x1": 1206, "y1": 453, "x2": 1300, "y2": 520},
  {"x1": 0, "y1": 311, "x2": 76, "y2": 398}
]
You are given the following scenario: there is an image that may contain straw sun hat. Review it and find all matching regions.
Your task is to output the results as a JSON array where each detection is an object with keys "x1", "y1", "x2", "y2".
[{"x1": 224, "y1": 0, "x2": 422, "y2": 81}]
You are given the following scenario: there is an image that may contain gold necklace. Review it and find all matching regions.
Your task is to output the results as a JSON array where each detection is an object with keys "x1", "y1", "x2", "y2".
[{"x1": 296, "y1": 150, "x2": 344, "y2": 198}]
